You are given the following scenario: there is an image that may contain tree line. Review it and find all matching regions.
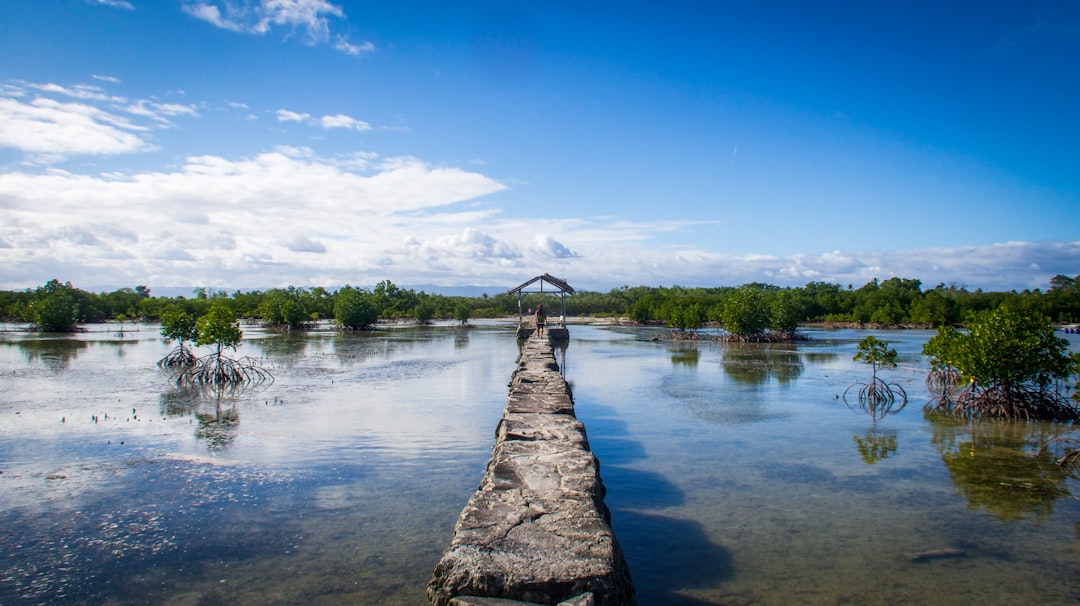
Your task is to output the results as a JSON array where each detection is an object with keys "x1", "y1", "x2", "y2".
[{"x1": 2, "y1": 275, "x2": 1079, "y2": 332}]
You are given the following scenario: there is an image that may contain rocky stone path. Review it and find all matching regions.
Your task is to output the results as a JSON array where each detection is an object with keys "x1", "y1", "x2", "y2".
[{"x1": 427, "y1": 334, "x2": 634, "y2": 606}]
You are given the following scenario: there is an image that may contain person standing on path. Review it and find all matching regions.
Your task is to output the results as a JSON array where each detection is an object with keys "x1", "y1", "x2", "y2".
[{"x1": 535, "y1": 304, "x2": 546, "y2": 338}]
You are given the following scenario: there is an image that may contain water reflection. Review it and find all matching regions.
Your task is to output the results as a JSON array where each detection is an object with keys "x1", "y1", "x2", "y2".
[
  {"x1": 720, "y1": 343, "x2": 803, "y2": 385},
  {"x1": 16, "y1": 337, "x2": 88, "y2": 371},
  {"x1": 853, "y1": 429, "x2": 898, "y2": 464},
  {"x1": 931, "y1": 418, "x2": 1072, "y2": 521},
  {"x1": 670, "y1": 344, "x2": 700, "y2": 367},
  {"x1": 159, "y1": 386, "x2": 244, "y2": 450},
  {"x1": 555, "y1": 341, "x2": 568, "y2": 376},
  {"x1": 196, "y1": 401, "x2": 240, "y2": 450}
]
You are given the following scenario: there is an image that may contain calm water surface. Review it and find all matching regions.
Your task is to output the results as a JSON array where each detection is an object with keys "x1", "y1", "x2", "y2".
[{"x1": 1, "y1": 322, "x2": 1078, "y2": 605}]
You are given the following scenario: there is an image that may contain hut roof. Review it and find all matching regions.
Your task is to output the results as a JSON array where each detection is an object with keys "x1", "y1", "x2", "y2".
[{"x1": 507, "y1": 273, "x2": 576, "y2": 295}]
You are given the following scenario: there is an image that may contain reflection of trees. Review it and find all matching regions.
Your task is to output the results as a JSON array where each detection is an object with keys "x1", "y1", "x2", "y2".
[
  {"x1": 670, "y1": 345, "x2": 699, "y2": 367},
  {"x1": 853, "y1": 429, "x2": 898, "y2": 464},
  {"x1": 196, "y1": 401, "x2": 240, "y2": 451},
  {"x1": 17, "y1": 338, "x2": 88, "y2": 371},
  {"x1": 247, "y1": 333, "x2": 312, "y2": 363},
  {"x1": 158, "y1": 386, "x2": 242, "y2": 451},
  {"x1": 454, "y1": 331, "x2": 469, "y2": 350},
  {"x1": 931, "y1": 418, "x2": 1072, "y2": 521},
  {"x1": 720, "y1": 343, "x2": 803, "y2": 385}
]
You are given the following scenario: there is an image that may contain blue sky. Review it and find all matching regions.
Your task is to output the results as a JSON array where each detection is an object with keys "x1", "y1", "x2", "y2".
[{"x1": 1, "y1": 0, "x2": 1077, "y2": 293}]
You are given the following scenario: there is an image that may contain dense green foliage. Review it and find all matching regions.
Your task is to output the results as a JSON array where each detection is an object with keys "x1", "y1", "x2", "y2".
[
  {"x1": 720, "y1": 286, "x2": 770, "y2": 337},
  {"x1": 333, "y1": 286, "x2": 378, "y2": 329},
  {"x1": 30, "y1": 283, "x2": 80, "y2": 331},
  {"x1": 2, "y1": 274, "x2": 1079, "y2": 334},
  {"x1": 196, "y1": 303, "x2": 243, "y2": 351},
  {"x1": 923, "y1": 306, "x2": 1080, "y2": 420}
]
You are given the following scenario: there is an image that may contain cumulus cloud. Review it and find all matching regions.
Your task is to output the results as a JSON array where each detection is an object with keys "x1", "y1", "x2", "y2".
[
  {"x1": 0, "y1": 151, "x2": 508, "y2": 288},
  {"x1": 183, "y1": 0, "x2": 375, "y2": 55},
  {"x1": 533, "y1": 234, "x2": 578, "y2": 259}
]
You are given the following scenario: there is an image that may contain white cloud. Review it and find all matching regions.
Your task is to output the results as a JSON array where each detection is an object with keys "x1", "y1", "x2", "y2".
[
  {"x1": 0, "y1": 96, "x2": 152, "y2": 156},
  {"x1": 335, "y1": 36, "x2": 375, "y2": 56},
  {"x1": 87, "y1": 0, "x2": 134, "y2": 9},
  {"x1": 29, "y1": 82, "x2": 120, "y2": 102},
  {"x1": 285, "y1": 235, "x2": 327, "y2": 253},
  {"x1": 183, "y1": 0, "x2": 374, "y2": 55},
  {"x1": 320, "y1": 113, "x2": 371, "y2": 131},
  {"x1": 0, "y1": 151, "x2": 508, "y2": 288},
  {"x1": 533, "y1": 234, "x2": 578, "y2": 259},
  {"x1": 0, "y1": 80, "x2": 203, "y2": 159},
  {"x1": 277, "y1": 109, "x2": 371, "y2": 131},
  {"x1": 122, "y1": 99, "x2": 200, "y2": 124},
  {"x1": 276, "y1": 108, "x2": 310, "y2": 122}
]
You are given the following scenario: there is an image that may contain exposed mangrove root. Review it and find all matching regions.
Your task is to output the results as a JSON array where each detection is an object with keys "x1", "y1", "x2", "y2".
[
  {"x1": 1037, "y1": 437, "x2": 1080, "y2": 481},
  {"x1": 926, "y1": 366, "x2": 961, "y2": 395},
  {"x1": 843, "y1": 377, "x2": 908, "y2": 419},
  {"x1": 926, "y1": 383, "x2": 1079, "y2": 422},
  {"x1": 158, "y1": 345, "x2": 197, "y2": 369},
  {"x1": 174, "y1": 352, "x2": 273, "y2": 387},
  {"x1": 924, "y1": 366, "x2": 961, "y2": 411}
]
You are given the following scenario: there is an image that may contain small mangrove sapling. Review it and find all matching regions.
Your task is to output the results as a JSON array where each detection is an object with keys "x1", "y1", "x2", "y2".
[{"x1": 843, "y1": 335, "x2": 908, "y2": 418}]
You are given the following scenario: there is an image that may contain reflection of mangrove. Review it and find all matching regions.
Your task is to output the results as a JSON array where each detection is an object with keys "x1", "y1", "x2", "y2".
[
  {"x1": 670, "y1": 345, "x2": 700, "y2": 367},
  {"x1": 247, "y1": 333, "x2": 314, "y2": 361},
  {"x1": 720, "y1": 344, "x2": 803, "y2": 385},
  {"x1": 159, "y1": 386, "x2": 242, "y2": 450},
  {"x1": 159, "y1": 386, "x2": 202, "y2": 417},
  {"x1": 853, "y1": 429, "x2": 898, "y2": 464},
  {"x1": 931, "y1": 418, "x2": 1072, "y2": 521},
  {"x1": 196, "y1": 401, "x2": 240, "y2": 451},
  {"x1": 17, "y1": 338, "x2": 88, "y2": 371}
]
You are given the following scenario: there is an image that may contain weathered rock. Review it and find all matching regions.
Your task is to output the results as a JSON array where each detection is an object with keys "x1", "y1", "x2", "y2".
[
  {"x1": 429, "y1": 337, "x2": 634, "y2": 606},
  {"x1": 449, "y1": 592, "x2": 595, "y2": 605}
]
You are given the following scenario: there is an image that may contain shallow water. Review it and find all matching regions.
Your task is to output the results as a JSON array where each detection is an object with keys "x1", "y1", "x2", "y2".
[{"x1": 1, "y1": 322, "x2": 1078, "y2": 604}]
